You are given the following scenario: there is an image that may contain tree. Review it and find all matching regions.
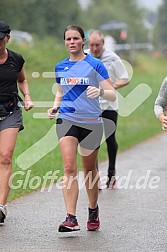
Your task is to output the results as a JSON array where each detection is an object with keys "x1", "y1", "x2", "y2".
[
  {"x1": 0, "y1": 0, "x2": 147, "y2": 43},
  {"x1": 0, "y1": 0, "x2": 82, "y2": 39},
  {"x1": 80, "y1": 0, "x2": 147, "y2": 43},
  {"x1": 157, "y1": 0, "x2": 167, "y2": 46}
]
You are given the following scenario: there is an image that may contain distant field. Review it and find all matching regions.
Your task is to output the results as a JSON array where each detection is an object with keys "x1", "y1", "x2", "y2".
[{"x1": 7, "y1": 38, "x2": 166, "y2": 201}]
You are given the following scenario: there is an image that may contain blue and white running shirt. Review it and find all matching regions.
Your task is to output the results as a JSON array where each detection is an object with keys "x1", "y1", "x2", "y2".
[{"x1": 55, "y1": 53, "x2": 109, "y2": 123}]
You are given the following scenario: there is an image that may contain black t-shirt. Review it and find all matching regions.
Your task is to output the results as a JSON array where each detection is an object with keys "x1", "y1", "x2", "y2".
[{"x1": 0, "y1": 49, "x2": 25, "y2": 101}]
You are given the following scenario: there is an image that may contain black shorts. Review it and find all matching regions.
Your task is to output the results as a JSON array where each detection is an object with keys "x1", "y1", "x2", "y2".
[
  {"x1": 0, "y1": 108, "x2": 24, "y2": 132},
  {"x1": 56, "y1": 118, "x2": 103, "y2": 150}
]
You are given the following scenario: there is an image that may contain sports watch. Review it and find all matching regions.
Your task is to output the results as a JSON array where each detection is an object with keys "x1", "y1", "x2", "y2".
[{"x1": 99, "y1": 88, "x2": 104, "y2": 97}]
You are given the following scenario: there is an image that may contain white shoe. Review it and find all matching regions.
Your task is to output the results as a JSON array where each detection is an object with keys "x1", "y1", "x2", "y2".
[{"x1": 0, "y1": 204, "x2": 7, "y2": 225}]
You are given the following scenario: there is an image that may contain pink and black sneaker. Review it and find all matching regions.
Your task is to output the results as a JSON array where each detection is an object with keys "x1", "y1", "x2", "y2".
[
  {"x1": 58, "y1": 213, "x2": 80, "y2": 232},
  {"x1": 86, "y1": 205, "x2": 100, "y2": 231}
]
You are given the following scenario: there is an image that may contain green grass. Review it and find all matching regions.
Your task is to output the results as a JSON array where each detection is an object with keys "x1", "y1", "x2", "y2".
[{"x1": 7, "y1": 38, "x2": 167, "y2": 201}]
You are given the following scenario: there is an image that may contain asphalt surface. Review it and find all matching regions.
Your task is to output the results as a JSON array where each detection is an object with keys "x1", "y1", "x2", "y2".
[{"x1": 0, "y1": 133, "x2": 167, "y2": 252}]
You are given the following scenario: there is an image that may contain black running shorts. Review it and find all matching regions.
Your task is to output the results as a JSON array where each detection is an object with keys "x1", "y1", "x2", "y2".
[{"x1": 56, "y1": 118, "x2": 103, "y2": 150}]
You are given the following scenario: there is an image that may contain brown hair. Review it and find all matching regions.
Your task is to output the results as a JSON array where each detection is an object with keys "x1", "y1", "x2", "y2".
[{"x1": 64, "y1": 25, "x2": 85, "y2": 40}]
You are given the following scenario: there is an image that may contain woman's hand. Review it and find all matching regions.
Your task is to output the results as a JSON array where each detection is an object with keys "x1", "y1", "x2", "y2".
[
  {"x1": 47, "y1": 107, "x2": 58, "y2": 119},
  {"x1": 159, "y1": 114, "x2": 167, "y2": 131},
  {"x1": 24, "y1": 96, "x2": 34, "y2": 111},
  {"x1": 86, "y1": 86, "x2": 100, "y2": 98}
]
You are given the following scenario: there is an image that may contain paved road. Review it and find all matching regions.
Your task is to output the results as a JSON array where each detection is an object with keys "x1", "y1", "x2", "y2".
[{"x1": 1, "y1": 133, "x2": 167, "y2": 252}]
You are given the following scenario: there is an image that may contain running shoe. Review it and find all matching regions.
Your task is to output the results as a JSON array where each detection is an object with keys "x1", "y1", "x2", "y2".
[
  {"x1": 106, "y1": 176, "x2": 117, "y2": 189},
  {"x1": 58, "y1": 213, "x2": 80, "y2": 232},
  {"x1": 0, "y1": 204, "x2": 7, "y2": 226},
  {"x1": 86, "y1": 205, "x2": 100, "y2": 231}
]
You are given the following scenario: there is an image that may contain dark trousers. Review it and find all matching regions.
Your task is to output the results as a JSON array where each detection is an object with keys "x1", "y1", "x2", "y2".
[{"x1": 101, "y1": 110, "x2": 118, "y2": 178}]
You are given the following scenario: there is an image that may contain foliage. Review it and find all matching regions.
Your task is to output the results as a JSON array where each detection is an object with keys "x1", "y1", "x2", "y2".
[
  {"x1": 157, "y1": 0, "x2": 167, "y2": 46},
  {"x1": 0, "y1": 0, "x2": 148, "y2": 43},
  {"x1": 0, "y1": 0, "x2": 81, "y2": 39},
  {"x1": 80, "y1": 0, "x2": 147, "y2": 43}
]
